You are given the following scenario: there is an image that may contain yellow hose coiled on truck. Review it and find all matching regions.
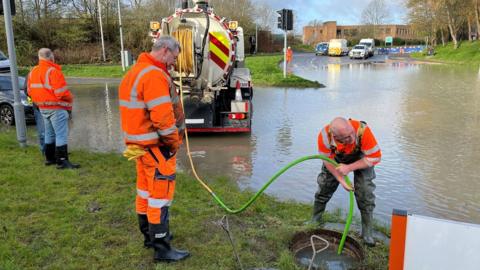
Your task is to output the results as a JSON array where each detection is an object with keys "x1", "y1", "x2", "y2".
[{"x1": 172, "y1": 28, "x2": 194, "y2": 75}]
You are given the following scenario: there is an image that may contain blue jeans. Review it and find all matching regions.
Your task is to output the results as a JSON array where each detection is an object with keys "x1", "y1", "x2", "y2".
[
  {"x1": 40, "y1": 109, "x2": 69, "y2": 147},
  {"x1": 33, "y1": 106, "x2": 46, "y2": 153}
]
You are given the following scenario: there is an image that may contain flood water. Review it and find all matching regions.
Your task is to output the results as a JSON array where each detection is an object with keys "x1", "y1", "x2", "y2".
[{"x1": 32, "y1": 60, "x2": 480, "y2": 224}]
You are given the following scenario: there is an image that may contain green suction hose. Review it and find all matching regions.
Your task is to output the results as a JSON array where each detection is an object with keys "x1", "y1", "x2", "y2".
[{"x1": 201, "y1": 154, "x2": 354, "y2": 255}]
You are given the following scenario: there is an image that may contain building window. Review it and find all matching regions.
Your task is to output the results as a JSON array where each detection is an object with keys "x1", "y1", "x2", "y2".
[
  {"x1": 320, "y1": 30, "x2": 323, "y2": 34},
  {"x1": 386, "y1": 28, "x2": 391, "y2": 34}
]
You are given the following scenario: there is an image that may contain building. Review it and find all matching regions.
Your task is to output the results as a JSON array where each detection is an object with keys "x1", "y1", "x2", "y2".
[{"x1": 303, "y1": 21, "x2": 419, "y2": 45}]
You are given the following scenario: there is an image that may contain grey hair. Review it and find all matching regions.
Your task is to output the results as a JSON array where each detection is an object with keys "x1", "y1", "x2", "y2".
[
  {"x1": 38, "y1": 48, "x2": 54, "y2": 61},
  {"x1": 152, "y1": 36, "x2": 181, "y2": 52}
]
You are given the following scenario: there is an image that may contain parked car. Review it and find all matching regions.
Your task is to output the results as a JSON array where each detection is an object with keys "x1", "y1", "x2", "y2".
[
  {"x1": 0, "y1": 51, "x2": 11, "y2": 73},
  {"x1": 315, "y1": 42, "x2": 329, "y2": 56},
  {"x1": 359, "y1": 38, "x2": 375, "y2": 57},
  {"x1": 0, "y1": 74, "x2": 35, "y2": 125},
  {"x1": 349, "y1": 45, "x2": 368, "y2": 59}
]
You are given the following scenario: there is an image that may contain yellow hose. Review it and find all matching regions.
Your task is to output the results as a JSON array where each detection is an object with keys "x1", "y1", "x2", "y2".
[{"x1": 173, "y1": 28, "x2": 194, "y2": 75}]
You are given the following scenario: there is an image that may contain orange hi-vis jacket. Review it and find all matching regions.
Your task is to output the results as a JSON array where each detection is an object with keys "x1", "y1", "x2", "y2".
[
  {"x1": 119, "y1": 53, "x2": 185, "y2": 148},
  {"x1": 317, "y1": 119, "x2": 381, "y2": 166},
  {"x1": 27, "y1": 59, "x2": 73, "y2": 110},
  {"x1": 286, "y1": 48, "x2": 293, "y2": 62}
]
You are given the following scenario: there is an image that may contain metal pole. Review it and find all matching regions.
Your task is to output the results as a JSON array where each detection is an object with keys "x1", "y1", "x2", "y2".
[
  {"x1": 283, "y1": 30, "x2": 287, "y2": 78},
  {"x1": 98, "y1": 0, "x2": 106, "y2": 62},
  {"x1": 2, "y1": 0, "x2": 27, "y2": 147},
  {"x1": 117, "y1": 0, "x2": 125, "y2": 71}
]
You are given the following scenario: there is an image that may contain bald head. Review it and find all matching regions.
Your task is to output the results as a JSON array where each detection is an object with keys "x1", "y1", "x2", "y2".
[
  {"x1": 38, "y1": 48, "x2": 54, "y2": 62},
  {"x1": 330, "y1": 117, "x2": 355, "y2": 144}
]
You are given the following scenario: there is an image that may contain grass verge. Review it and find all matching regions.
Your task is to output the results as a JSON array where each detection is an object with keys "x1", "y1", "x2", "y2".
[
  {"x1": 411, "y1": 41, "x2": 480, "y2": 65},
  {"x1": 246, "y1": 54, "x2": 323, "y2": 88},
  {"x1": 0, "y1": 128, "x2": 387, "y2": 269}
]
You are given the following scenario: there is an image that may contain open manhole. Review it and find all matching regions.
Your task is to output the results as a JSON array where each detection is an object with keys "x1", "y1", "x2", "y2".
[{"x1": 290, "y1": 229, "x2": 364, "y2": 270}]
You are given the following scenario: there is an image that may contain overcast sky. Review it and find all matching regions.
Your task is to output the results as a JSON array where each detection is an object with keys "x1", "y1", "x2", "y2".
[{"x1": 257, "y1": 0, "x2": 408, "y2": 29}]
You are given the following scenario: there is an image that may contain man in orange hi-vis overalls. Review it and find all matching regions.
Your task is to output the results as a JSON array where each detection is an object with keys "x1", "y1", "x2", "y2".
[
  {"x1": 312, "y1": 117, "x2": 381, "y2": 247},
  {"x1": 119, "y1": 36, "x2": 188, "y2": 263}
]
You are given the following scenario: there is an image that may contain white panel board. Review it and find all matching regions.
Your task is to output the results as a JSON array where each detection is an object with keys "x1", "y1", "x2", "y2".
[{"x1": 404, "y1": 215, "x2": 480, "y2": 270}]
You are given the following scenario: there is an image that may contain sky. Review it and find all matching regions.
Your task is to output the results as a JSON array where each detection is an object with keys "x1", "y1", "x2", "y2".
[{"x1": 257, "y1": 0, "x2": 408, "y2": 31}]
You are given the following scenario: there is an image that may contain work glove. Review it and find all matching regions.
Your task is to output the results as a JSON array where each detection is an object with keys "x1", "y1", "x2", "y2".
[{"x1": 123, "y1": 145, "x2": 146, "y2": 161}]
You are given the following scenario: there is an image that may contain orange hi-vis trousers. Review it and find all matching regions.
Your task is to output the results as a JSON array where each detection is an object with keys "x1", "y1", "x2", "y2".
[{"x1": 136, "y1": 146, "x2": 176, "y2": 224}]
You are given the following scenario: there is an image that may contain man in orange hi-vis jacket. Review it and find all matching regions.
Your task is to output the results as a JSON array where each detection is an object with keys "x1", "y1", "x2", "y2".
[
  {"x1": 286, "y1": 46, "x2": 293, "y2": 64},
  {"x1": 119, "y1": 36, "x2": 188, "y2": 263},
  {"x1": 312, "y1": 117, "x2": 381, "y2": 247},
  {"x1": 27, "y1": 48, "x2": 80, "y2": 169}
]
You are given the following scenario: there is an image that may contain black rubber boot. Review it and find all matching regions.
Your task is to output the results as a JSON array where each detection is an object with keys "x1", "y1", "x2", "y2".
[
  {"x1": 309, "y1": 200, "x2": 327, "y2": 225},
  {"x1": 56, "y1": 145, "x2": 80, "y2": 169},
  {"x1": 138, "y1": 214, "x2": 152, "y2": 248},
  {"x1": 44, "y1": 143, "x2": 56, "y2": 166},
  {"x1": 149, "y1": 223, "x2": 189, "y2": 263},
  {"x1": 361, "y1": 211, "x2": 376, "y2": 247}
]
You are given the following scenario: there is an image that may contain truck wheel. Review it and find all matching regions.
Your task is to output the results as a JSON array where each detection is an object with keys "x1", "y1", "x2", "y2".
[{"x1": 0, "y1": 104, "x2": 14, "y2": 126}]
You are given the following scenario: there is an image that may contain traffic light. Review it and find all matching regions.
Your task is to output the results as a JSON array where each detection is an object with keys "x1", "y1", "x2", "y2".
[
  {"x1": 0, "y1": 0, "x2": 16, "y2": 16},
  {"x1": 276, "y1": 9, "x2": 293, "y2": 31},
  {"x1": 277, "y1": 9, "x2": 284, "y2": 30}
]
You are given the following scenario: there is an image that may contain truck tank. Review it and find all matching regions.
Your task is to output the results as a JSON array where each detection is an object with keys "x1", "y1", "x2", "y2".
[{"x1": 149, "y1": 0, "x2": 253, "y2": 133}]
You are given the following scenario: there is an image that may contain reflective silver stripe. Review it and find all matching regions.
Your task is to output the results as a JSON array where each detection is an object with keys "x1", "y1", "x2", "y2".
[
  {"x1": 148, "y1": 198, "x2": 171, "y2": 208},
  {"x1": 137, "y1": 189, "x2": 149, "y2": 199},
  {"x1": 363, "y1": 145, "x2": 380, "y2": 155},
  {"x1": 54, "y1": 86, "x2": 68, "y2": 94},
  {"x1": 129, "y1": 66, "x2": 161, "y2": 101},
  {"x1": 36, "y1": 101, "x2": 71, "y2": 107},
  {"x1": 30, "y1": 83, "x2": 44, "y2": 88},
  {"x1": 146, "y1": 96, "x2": 171, "y2": 109},
  {"x1": 158, "y1": 124, "x2": 177, "y2": 136},
  {"x1": 119, "y1": 100, "x2": 146, "y2": 109},
  {"x1": 44, "y1": 67, "x2": 55, "y2": 89},
  {"x1": 124, "y1": 132, "x2": 159, "y2": 142},
  {"x1": 320, "y1": 128, "x2": 331, "y2": 149}
]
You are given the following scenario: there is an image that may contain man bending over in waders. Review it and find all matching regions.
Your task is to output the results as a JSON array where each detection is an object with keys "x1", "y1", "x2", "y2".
[
  {"x1": 119, "y1": 36, "x2": 188, "y2": 263},
  {"x1": 311, "y1": 117, "x2": 381, "y2": 247}
]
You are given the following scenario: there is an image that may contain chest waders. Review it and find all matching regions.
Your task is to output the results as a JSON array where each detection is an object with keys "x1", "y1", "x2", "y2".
[{"x1": 332, "y1": 121, "x2": 376, "y2": 246}]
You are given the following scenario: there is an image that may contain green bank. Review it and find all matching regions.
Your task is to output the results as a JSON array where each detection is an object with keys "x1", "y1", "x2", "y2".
[
  {"x1": 19, "y1": 55, "x2": 322, "y2": 88},
  {"x1": 412, "y1": 41, "x2": 480, "y2": 65},
  {"x1": 0, "y1": 129, "x2": 387, "y2": 269}
]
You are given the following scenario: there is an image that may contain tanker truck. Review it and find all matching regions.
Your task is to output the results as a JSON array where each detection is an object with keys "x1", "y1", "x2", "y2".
[{"x1": 149, "y1": 0, "x2": 252, "y2": 133}]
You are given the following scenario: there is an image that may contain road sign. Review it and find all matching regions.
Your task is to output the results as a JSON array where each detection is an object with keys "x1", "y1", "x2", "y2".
[{"x1": 385, "y1": 36, "x2": 393, "y2": 43}]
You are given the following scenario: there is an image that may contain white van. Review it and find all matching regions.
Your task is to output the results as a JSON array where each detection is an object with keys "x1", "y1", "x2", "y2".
[
  {"x1": 328, "y1": 39, "x2": 349, "y2": 56},
  {"x1": 359, "y1": 38, "x2": 375, "y2": 57}
]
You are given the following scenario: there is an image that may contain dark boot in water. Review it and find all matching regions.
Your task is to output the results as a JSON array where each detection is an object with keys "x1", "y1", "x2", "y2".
[
  {"x1": 56, "y1": 145, "x2": 80, "y2": 169},
  {"x1": 361, "y1": 211, "x2": 376, "y2": 247},
  {"x1": 149, "y1": 223, "x2": 189, "y2": 262}
]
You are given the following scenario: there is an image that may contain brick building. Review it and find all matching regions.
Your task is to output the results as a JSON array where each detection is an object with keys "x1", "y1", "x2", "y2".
[{"x1": 303, "y1": 21, "x2": 419, "y2": 45}]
